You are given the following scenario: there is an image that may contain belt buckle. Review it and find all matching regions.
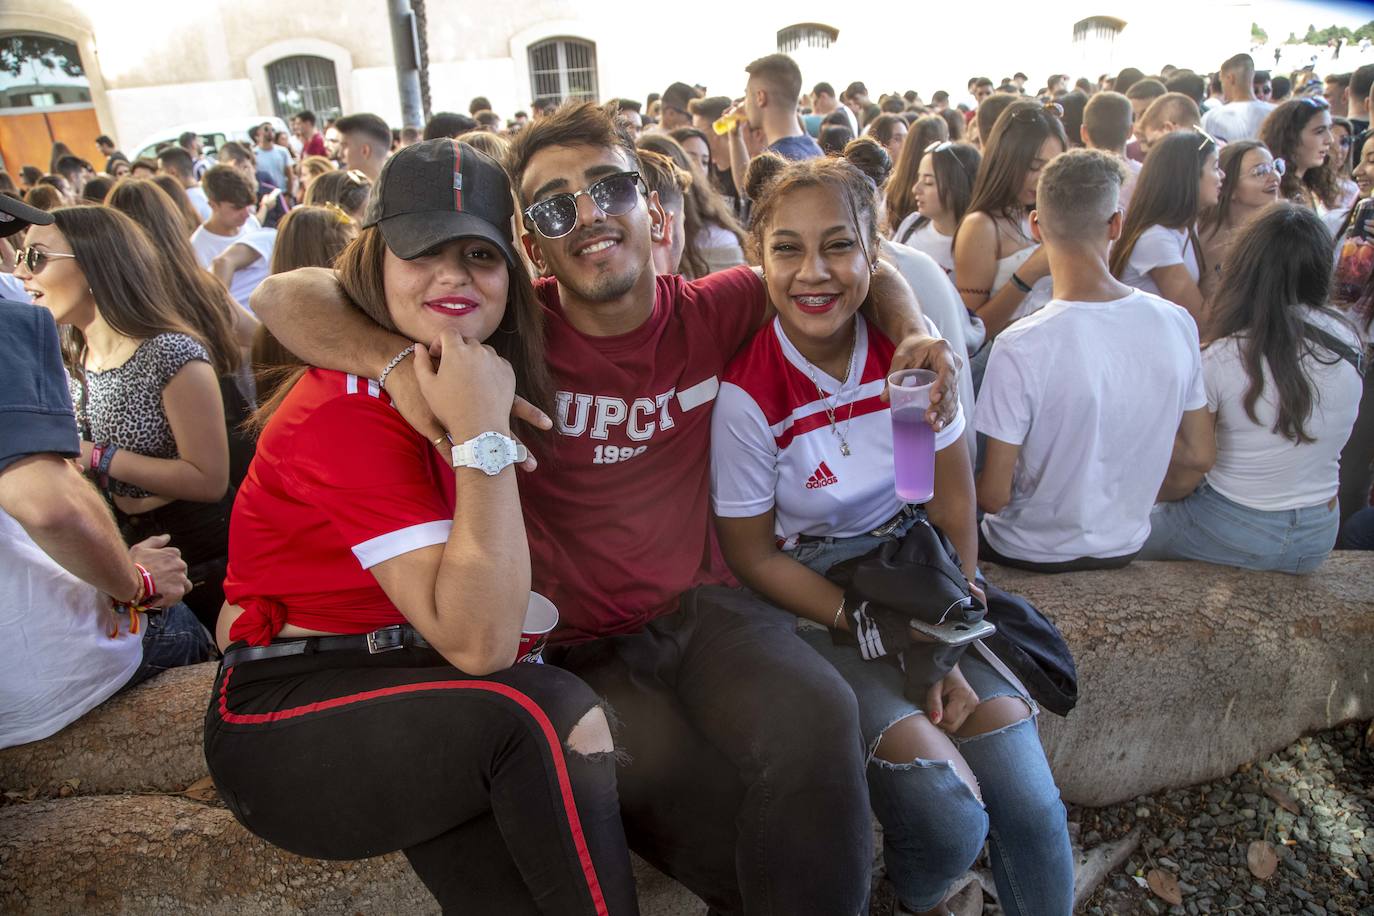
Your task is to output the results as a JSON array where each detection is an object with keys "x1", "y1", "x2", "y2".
[{"x1": 366, "y1": 625, "x2": 405, "y2": 654}]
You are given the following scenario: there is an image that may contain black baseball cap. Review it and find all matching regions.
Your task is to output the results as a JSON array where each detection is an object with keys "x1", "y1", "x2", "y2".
[
  {"x1": 0, "y1": 192, "x2": 54, "y2": 238},
  {"x1": 363, "y1": 138, "x2": 517, "y2": 265}
]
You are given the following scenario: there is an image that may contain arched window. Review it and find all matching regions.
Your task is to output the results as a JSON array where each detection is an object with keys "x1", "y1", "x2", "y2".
[
  {"x1": 776, "y1": 23, "x2": 839, "y2": 54},
  {"x1": 528, "y1": 38, "x2": 598, "y2": 108},
  {"x1": 267, "y1": 55, "x2": 341, "y2": 121},
  {"x1": 0, "y1": 34, "x2": 90, "y2": 110}
]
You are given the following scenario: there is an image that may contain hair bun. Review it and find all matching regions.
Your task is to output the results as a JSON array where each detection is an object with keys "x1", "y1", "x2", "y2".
[
  {"x1": 745, "y1": 152, "x2": 788, "y2": 201},
  {"x1": 842, "y1": 136, "x2": 891, "y2": 189}
]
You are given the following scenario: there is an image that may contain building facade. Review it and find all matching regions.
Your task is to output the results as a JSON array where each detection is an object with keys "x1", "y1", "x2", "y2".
[{"x1": 2, "y1": 0, "x2": 1254, "y2": 174}]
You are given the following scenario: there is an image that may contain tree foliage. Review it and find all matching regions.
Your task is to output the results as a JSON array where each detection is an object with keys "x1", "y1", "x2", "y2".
[
  {"x1": 1252, "y1": 22, "x2": 1268, "y2": 45},
  {"x1": 0, "y1": 35, "x2": 85, "y2": 79},
  {"x1": 1285, "y1": 20, "x2": 1374, "y2": 45}
]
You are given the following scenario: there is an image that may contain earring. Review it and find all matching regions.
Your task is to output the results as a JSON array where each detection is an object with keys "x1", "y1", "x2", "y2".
[{"x1": 870, "y1": 262, "x2": 879, "y2": 275}]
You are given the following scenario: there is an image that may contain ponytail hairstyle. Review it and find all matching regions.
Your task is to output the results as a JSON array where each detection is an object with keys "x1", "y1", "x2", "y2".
[
  {"x1": 1109, "y1": 129, "x2": 1215, "y2": 279},
  {"x1": 1260, "y1": 99, "x2": 1342, "y2": 209},
  {"x1": 1207, "y1": 202, "x2": 1353, "y2": 443},
  {"x1": 105, "y1": 178, "x2": 242, "y2": 375}
]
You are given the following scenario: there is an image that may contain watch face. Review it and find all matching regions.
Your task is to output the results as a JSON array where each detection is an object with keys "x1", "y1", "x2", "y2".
[{"x1": 478, "y1": 434, "x2": 507, "y2": 474}]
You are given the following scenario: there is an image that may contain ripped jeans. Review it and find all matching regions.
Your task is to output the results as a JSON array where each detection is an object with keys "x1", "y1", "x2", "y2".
[{"x1": 786, "y1": 525, "x2": 1074, "y2": 915}]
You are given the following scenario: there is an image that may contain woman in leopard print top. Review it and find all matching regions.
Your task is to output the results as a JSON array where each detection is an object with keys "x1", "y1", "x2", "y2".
[{"x1": 16, "y1": 206, "x2": 237, "y2": 630}]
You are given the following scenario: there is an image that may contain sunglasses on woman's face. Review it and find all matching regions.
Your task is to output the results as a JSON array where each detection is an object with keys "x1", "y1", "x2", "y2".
[
  {"x1": 1248, "y1": 158, "x2": 1287, "y2": 179},
  {"x1": 522, "y1": 171, "x2": 643, "y2": 239},
  {"x1": 15, "y1": 246, "x2": 77, "y2": 275}
]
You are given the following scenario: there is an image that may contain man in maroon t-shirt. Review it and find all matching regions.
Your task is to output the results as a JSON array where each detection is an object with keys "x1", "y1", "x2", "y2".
[
  {"x1": 252, "y1": 104, "x2": 957, "y2": 914},
  {"x1": 291, "y1": 110, "x2": 328, "y2": 159}
]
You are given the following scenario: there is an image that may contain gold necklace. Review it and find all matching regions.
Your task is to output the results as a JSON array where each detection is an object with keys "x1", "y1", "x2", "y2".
[{"x1": 801, "y1": 327, "x2": 858, "y2": 457}]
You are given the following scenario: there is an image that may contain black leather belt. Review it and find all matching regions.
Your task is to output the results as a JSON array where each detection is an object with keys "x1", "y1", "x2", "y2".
[
  {"x1": 221, "y1": 624, "x2": 434, "y2": 667},
  {"x1": 795, "y1": 505, "x2": 920, "y2": 546}
]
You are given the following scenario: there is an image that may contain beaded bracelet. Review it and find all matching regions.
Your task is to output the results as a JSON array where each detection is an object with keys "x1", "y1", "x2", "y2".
[
  {"x1": 109, "y1": 563, "x2": 157, "y2": 636},
  {"x1": 378, "y1": 344, "x2": 418, "y2": 392}
]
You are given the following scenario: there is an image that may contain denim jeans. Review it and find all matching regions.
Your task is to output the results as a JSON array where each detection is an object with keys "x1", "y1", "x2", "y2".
[
  {"x1": 120, "y1": 602, "x2": 216, "y2": 692},
  {"x1": 1140, "y1": 482, "x2": 1339, "y2": 574},
  {"x1": 785, "y1": 525, "x2": 1074, "y2": 915}
]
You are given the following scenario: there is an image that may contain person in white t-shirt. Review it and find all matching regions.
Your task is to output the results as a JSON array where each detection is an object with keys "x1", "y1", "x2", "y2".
[
  {"x1": 978, "y1": 148, "x2": 1210, "y2": 572},
  {"x1": 1261, "y1": 97, "x2": 1343, "y2": 220},
  {"x1": 1109, "y1": 130, "x2": 1223, "y2": 322},
  {"x1": 893, "y1": 141, "x2": 980, "y2": 282},
  {"x1": 712, "y1": 149, "x2": 1073, "y2": 916},
  {"x1": 1200, "y1": 53, "x2": 1275, "y2": 142},
  {"x1": 0, "y1": 197, "x2": 201, "y2": 749},
  {"x1": 192, "y1": 166, "x2": 277, "y2": 310},
  {"x1": 191, "y1": 165, "x2": 256, "y2": 267},
  {"x1": 1142, "y1": 204, "x2": 1361, "y2": 573}
]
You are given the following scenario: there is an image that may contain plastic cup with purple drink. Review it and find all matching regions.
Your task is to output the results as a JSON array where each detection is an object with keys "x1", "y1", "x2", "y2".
[{"x1": 888, "y1": 369, "x2": 937, "y2": 503}]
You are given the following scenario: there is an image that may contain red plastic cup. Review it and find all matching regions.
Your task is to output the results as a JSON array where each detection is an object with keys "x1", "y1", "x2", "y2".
[{"x1": 516, "y1": 593, "x2": 559, "y2": 664}]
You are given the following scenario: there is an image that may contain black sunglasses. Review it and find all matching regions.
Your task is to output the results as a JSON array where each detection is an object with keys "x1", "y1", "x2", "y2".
[
  {"x1": 522, "y1": 171, "x2": 643, "y2": 239},
  {"x1": 15, "y1": 246, "x2": 77, "y2": 275}
]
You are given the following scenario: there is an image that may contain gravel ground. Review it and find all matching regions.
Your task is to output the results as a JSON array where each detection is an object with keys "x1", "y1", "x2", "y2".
[
  {"x1": 871, "y1": 722, "x2": 1372, "y2": 915},
  {"x1": 1079, "y1": 722, "x2": 1373, "y2": 915}
]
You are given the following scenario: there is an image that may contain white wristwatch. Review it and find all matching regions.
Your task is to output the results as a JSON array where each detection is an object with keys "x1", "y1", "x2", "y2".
[{"x1": 450, "y1": 431, "x2": 528, "y2": 475}]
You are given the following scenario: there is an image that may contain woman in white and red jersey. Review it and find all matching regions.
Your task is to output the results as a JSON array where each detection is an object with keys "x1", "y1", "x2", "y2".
[
  {"x1": 206, "y1": 139, "x2": 638, "y2": 915},
  {"x1": 710, "y1": 150, "x2": 1072, "y2": 916}
]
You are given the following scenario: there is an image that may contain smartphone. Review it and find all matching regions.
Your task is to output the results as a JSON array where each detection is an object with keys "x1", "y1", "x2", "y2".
[{"x1": 909, "y1": 616, "x2": 996, "y2": 646}]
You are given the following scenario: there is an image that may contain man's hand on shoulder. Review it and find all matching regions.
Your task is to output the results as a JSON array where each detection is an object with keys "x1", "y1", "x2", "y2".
[{"x1": 886, "y1": 334, "x2": 961, "y2": 431}]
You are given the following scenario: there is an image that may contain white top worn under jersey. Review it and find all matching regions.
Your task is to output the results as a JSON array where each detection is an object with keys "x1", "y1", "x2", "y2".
[
  {"x1": 0, "y1": 509, "x2": 143, "y2": 749},
  {"x1": 976, "y1": 290, "x2": 1206, "y2": 564},
  {"x1": 711, "y1": 315, "x2": 965, "y2": 544}
]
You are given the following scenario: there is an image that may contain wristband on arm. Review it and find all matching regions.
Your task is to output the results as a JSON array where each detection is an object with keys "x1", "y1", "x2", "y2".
[{"x1": 1010, "y1": 272, "x2": 1033, "y2": 294}]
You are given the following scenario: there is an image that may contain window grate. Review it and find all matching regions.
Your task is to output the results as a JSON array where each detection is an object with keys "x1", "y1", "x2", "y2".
[
  {"x1": 528, "y1": 38, "x2": 598, "y2": 108},
  {"x1": 266, "y1": 56, "x2": 341, "y2": 122}
]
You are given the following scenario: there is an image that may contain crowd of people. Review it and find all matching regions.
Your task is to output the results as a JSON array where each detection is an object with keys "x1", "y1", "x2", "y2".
[{"x1": 3, "y1": 44, "x2": 1372, "y2": 916}]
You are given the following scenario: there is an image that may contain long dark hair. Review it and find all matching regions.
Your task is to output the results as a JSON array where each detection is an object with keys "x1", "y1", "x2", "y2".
[
  {"x1": 886, "y1": 114, "x2": 950, "y2": 231},
  {"x1": 1199, "y1": 140, "x2": 1267, "y2": 240},
  {"x1": 150, "y1": 174, "x2": 203, "y2": 235},
  {"x1": 1110, "y1": 130, "x2": 1215, "y2": 279},
  {"x1": 1207, "y1": 202, "x2": 1352, "y2": 443},
  {"x1": 638, "y1": 133, "x2": 746, "y2": 278},
  {"x1": 106, "y1": 178, "x2": 241, "y2": 375},
  {"x1": 957, "y1": 101, "x2": 1067, "y2": 246},
  {"x1": 903, "y1": 143, "x2": 981, "y2": 241},
  {"x1": 1260, "y1": 99, "x2": 1341, "y2": 209},
  {"x1": 250, "y1": 206, "x2": 360, "y2": 410},
  {"x1": 50, "y1": 206, "x2": 202, "y2": 374},
  {"x1": 252, "y1": 226, "x2": 553, "y2": 440}
]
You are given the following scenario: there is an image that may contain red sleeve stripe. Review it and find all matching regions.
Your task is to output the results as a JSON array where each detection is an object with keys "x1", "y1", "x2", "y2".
[{"x1": 217, "y1": 667, "x2": 610, "y2": 916}]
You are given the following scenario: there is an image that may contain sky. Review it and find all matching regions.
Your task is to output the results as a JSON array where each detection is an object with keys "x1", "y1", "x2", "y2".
[{"x1": 1251, "y1": 0, "x2": 1374, "y2": 35}]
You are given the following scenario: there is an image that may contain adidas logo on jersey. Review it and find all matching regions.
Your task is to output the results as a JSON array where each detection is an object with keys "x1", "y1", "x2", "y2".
[{"x1": 805, "y1": 461, "x2": 839, "y2": 489}]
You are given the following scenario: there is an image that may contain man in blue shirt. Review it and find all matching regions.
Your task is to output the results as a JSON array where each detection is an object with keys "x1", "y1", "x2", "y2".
[{"x1": 742, "y1": 53, "x2": 823, "y2": 162}]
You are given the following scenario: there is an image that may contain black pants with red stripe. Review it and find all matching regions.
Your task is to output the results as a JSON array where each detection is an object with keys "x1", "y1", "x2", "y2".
[
  {"x1": 550, "y1": 586, "x2": 872, "y2": 915},
  {"x1": 204, "y1": 645, "x2": 638, "y2": 915}
]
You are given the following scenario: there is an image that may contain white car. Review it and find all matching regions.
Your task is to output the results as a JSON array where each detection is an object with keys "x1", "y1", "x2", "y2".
[{"x1": 130, "y1": 116, "x2": 291, "y2": 163}]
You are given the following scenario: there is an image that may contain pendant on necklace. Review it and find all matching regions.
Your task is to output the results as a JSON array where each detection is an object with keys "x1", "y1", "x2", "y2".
[{"x1": 840, "y1": 441, "x2": 851, "y2": 457}]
